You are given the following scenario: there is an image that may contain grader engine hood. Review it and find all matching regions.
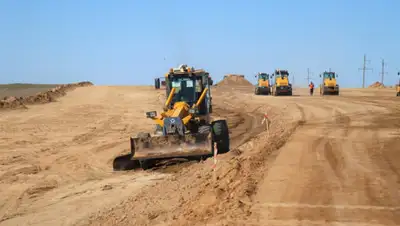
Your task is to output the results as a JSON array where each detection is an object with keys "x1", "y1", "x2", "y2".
[
  {"x1": 149, "y1": 101, "x2": 192, "y2": 129},
  {"x1": 276, "y1": 77, "x2": 289, "y2": 86},
  {"x1": 324, "y1": 78, "x2": 337, "y2": 87},
  {"x1": 258, "y1": 79, "x2": 269, "y2": 87}
]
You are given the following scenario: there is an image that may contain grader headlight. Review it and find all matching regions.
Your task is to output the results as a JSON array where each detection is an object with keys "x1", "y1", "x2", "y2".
[{"x1": 146, "y1": 111, "x2": 157, "y2": 118}]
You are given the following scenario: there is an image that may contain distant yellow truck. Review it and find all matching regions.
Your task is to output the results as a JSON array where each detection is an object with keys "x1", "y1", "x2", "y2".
[
  {"x1": 319, "y1": 71, "x2": 339, "y2": 95},
  {"x1": 254, "y1": 72, "x2": 271, "y2": 95}
]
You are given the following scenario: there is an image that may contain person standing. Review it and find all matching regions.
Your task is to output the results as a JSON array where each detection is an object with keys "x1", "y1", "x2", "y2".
[{"x1": 309, "y1": 81, "x2": 314, "y2": 95}]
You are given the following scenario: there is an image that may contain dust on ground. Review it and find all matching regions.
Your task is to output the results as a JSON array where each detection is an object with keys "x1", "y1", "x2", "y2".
[{"x1": 1, "y1": 77, "x2": 399, "y2": 226}]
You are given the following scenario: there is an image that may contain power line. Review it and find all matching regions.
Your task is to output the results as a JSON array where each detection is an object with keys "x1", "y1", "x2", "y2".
[
  {"x1": 358, "y1": 54, "x2": 373, "y2": 88},
  {"x1": 305, "y1": 68, "x2": 315, "y2": 85},
  {"x1": 379, "y1": 58, "x2": 388, "y2": 85}
]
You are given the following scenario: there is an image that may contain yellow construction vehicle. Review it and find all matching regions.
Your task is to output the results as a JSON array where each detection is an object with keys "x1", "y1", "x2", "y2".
[
  {"x1": 319, "y1": 71, "x2": 339, "y2": 95},
  {"x1": 113, "y1": 64, "x2": 229, "y2": 170},
  {"x1": 254, "y1": 72, "x2": 271, "y2": 95},
  {"x1": 271, "y1": 69, "x2": 292, "y2": 96},
  {"x1": 154, "y1": 77, "x2": 166, "y2": 89},
  {"x1": 397, "y1": 72, "x2": 400, "y2": 96}
]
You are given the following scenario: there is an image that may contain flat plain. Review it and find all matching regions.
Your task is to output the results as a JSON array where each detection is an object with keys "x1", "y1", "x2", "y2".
[{"x1": 0, "y1": 78, "x2": 399, "y2": 226}]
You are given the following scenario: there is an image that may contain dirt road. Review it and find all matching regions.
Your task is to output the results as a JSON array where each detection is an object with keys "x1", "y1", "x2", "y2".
[
  {"x1": 0, "y1": 84, "x2": 399, "y2": 226},
  {"x1": 249, "y1": 89, "x2": 400, "y2": 226}
]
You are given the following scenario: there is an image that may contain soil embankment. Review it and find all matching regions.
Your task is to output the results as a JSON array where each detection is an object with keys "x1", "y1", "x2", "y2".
[
  {"x1": 0, "y1": 81, "x2": 93, "y2": 110},
  {"x1": 216, "y1": 74, "x2": 253, "y2": 87}
]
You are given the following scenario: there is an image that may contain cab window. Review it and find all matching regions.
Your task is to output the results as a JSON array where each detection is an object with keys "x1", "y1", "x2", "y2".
[
  {"x1": 323, "y1": 73, "x2": 335, "y2": 79},
  {"x1": 195, "y1": 79, "x2": 202, "y2": 92}
]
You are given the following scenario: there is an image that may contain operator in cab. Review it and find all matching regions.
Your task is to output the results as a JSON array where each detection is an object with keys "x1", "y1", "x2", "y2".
[{"x1": 309, "y1": 81, "x2": 314, "y2": 96}]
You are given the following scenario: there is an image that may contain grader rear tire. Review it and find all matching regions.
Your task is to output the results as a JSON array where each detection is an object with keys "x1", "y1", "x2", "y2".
[{"x1": 212, "y1": 120, "x2": 230, "y2": 154}]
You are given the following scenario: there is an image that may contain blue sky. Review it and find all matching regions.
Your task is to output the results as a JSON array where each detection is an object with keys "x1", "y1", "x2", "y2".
[{"x1": 0, "y1": 0, "x2": 399, "y2": 87}]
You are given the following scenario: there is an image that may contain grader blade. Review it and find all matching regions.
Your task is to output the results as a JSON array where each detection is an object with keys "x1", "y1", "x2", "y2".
[
  {"x1": 112, "y1": 132, "x2": 213, "y2": 171},
  {"x1": 132, "y1": 133, "x2": 212, "y2": 159}
]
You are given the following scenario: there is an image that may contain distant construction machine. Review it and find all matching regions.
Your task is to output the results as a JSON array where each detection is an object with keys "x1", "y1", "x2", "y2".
[
  {"x1": 319, "y1": 71, "x2": 339, "y2": 95},
  {"x1": 271, "y1": 69, "x2": 293, "y2": 96},
  {"x1": 397, "y1": 72, "x2": 400, "y2": 96},
  {"x1": 154, "y1": 77, "x2": 166, "y2": 89},
  {"x1": 113, "y1": 64, "x2": 229, "y2": 170},
  {"x1": 254, "y1": 72, "x2": 271, "y2": 95}
]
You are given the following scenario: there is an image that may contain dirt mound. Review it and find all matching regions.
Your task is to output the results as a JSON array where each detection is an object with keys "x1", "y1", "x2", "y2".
[
  {"x1": 216, "y1": 74, "x2": 253, "y2": 87},
  {"x1": 368, "y1": 81, "x2": 385, "y2": 88},
  {"x1": 0, "y1": 81, "x2": 93, "y2": 110}
]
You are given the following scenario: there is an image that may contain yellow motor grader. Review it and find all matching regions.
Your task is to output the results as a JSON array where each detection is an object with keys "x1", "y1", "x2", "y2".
[{"x1": 113, "y1": 65, "x2": 229, "y2": 170}]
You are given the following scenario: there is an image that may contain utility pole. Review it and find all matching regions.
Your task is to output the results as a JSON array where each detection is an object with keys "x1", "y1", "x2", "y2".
[
  {"x1": 358, "y1": 54, "x2": 373, "y2": 88},
  {"x1": 305, "y1": 68, "x2": 316, "y2": 86},
  {"x1": 292, "y1": 74, "x2": 295, "y2": 88},
  {"x1": 379, "y1": 58, "x2": 388, "y2": 85}
]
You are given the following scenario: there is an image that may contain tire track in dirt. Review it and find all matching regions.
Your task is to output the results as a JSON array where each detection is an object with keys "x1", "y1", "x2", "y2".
[
  {"x1": 294, "y1": 104, "x2": 347, "y2": 222},
  {"x1": 163, "y1": 98, "x2": 306, "y2": 225},
  {"x1": 247, "y1": 96, "x2": 400, "y2": 225},
  {"x1": 207, "y1": 90, "x2": 400, "y2": 226},
  {"x1": 295, "y1": 117, "x2": 348, "y2": 222},
  {"x1": 170, "y1": 112, "x2": 304, "y2": 226},
  {"x1": 213, "y1": 102, "x2": 265, "y2": 148},
  {"x1": 296, "y1": 104, "x2": 307, "y2": 126},
  {"x1": 360, "y1": 104, "x2": 400, "y2": 208},
  {"x1": 342, "y1": 98, "x2": 400, "y2": 207}
]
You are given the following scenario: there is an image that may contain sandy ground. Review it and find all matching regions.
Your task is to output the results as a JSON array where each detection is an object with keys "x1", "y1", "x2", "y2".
[{"x1": 0, "y1": 84, "x2": 399, "y2": 226}]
